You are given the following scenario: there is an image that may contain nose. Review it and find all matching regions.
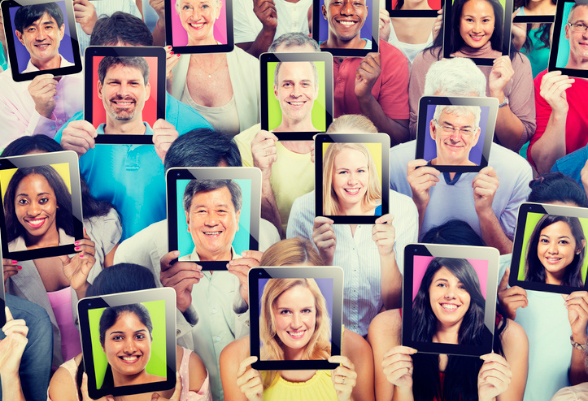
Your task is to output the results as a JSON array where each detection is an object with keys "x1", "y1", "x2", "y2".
[
  {"x1": 27, "y1": 200, "x2": 41, "y2": 216},
  {"x1": 204, "y1": 215, "x2": 219, "y2": 227},
  {"x1": 548, "y1": 242, "x2": 559, "y2": 254},
  {"x1": 117, "y1": 82, "x2": 131, "y2": 97},
  {"x1": 291, "y1": 313, "x2": 302, "y2": 328},
  {"x1": 291, "y1": 84, "x2": 302, "y2": 97},
  {"x1": 191, "y1": 7, "x2": 202, "y2": 20},
  {"x1": 347, "y1": 172, "x2": 359, "y2": 184},
  {"x1": 341, "y1": 0, "x2": 354, "y2": 15},
  {"x1": 473, "y1": 21, "x2": 482, "y2": 33},
  {"x1": 35, "y1": 28, "x2": 48, "y2": 41},
  {"x1": 123, "y1": 338, "x2": 136, "y2": 354},
  {"x1": 443, "y1": 286, "x2": 456, "y2": 299}
]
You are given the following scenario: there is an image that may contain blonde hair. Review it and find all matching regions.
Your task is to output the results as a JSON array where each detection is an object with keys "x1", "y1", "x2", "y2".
[
  {"x1": 260, "y1": 238, "x2": 324, "y2": 267},
  {"x1": 322, "y1": 143, "x2": 382, "y2": 215},
  {"x1": 327, "y1": 114, "x2": 378, "y2": 134},
  {"x1": 260, "y1": 278, "x2": 331, "y2": 387}
]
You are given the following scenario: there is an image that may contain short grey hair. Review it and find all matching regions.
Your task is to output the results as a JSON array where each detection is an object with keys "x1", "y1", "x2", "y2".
[
  {"x1": 268, "y1": 33, "x2": 320, "y2": 52},
  {"x1": 424, "y1": 58, "x2": 487, "y2": 97},
  {"x1": 183, "y1": 179, "x2": 242, "y2": 213},
  {"x1": 433, "y1": 105, "x2": 482, "y2": 129},
  {"x1": 274, "y1": 61, "x2": 319, "y2": 93},
  {"x1": 568, "y1": 2, "x2": 588, "y2": 23}
]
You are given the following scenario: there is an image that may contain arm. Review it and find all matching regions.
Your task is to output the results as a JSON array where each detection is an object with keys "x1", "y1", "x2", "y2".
[
  {"x1": 340, "y1": 330, "x2": 376, "y2": 401},
  {"x1": 48, "y1": 362, "x2": 81, "y2": 401},
  {"x1": 406, "y1": 160, "x2": 440, "y2": 231},
  {"x1": 529, "y1": 71, "x2": 574, "y2": 174},
  {"x1": 0, "y1": 308, "x2": 28, "y2": 401},
  {"x1": 496, "y1": 320, "x2": 529, "y2": 401},
  {"x1": 219, "y1": 337, "x2": 261, "y2": 401},
  {"x1": 565, "y1": 291, "x2": 588, "y2": 385},
  {"x1": 373, "y1": 215, "x2": 402, "y2": 310},
  {"x1": 187, "y1": 350, "x2": 209, "y2": 394},
  {"x1": 235, "y1": 0, "x2": 277, "y2": 58},
  {"x1": 150, "y1": 0, "x2": 167, "y2": 46}
]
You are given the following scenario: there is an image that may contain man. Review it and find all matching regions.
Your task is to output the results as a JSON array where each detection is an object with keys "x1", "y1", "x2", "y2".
[
  {"x1": 97, "y1": 56, "x2": 151, "y2": 135},
  {"x1": 429, "y1": 105, "x2": 482, "y2": 166},
  {"x1": 233, "y1": 0, "x2": 312, "y2": 57},
  {"x1": 320, "y1": 0, "x2": 410, "y2": 145},
  {"x1": 14, "y1": 3, "x2": 68, "y2": 73},
  {"x1": 234, "y1": 32, "x2": 318, "y2": 237},
  {"x1": 528, "y1": 3, "x2": 588, "y2": 174},
  {"x1": 389, "y1": 57, "x2": 532, "y2": 255},
  {"x1": 181, "y1": 179, "x2": 242, "y2": 262},
  {"x1": 55, "y1": 12, "x2": 212, "y2": 241},
  {"x1": 273, "y1": 60, "x2": 319, "y2": 132},
  {"x1": 113, "y1": 129, "x2": 280, "y2": 401}
]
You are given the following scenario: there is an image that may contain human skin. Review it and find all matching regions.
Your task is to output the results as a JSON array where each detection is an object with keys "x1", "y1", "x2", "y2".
[
  {"x1": 15, "y1": 11, "x2": 65, "y2": 70},
  {"x1": 536, "y1": 221, "x2": 584, "y2": 285},
  {"x1": 331, "y1": 148, "x2": 371, "y2": 215},
  {"x1": 272, "y1": 285, "x2": 318, "y2": 360},
  {"x1": 429, "y1": 110, "x2": 480, "y2": 166},
  {"x1": 321, "y1": 0, "x2": 368, "y2": 49},
  {"x1": 186, "y1": 186, "x2": 240, "y2": 261},
  {"x1": 458, "y1": 0, "x2": 495, "y2": 49},
  {"x1": 564, "y1": 5, "x2": 588, "y2": 69},
  {"x1": 178, "y1": 0, "x2": 222, "y2": 46}
]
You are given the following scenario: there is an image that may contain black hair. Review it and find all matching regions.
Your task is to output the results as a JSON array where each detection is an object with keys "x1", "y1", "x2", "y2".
[
  {"x1": 164, "y1": 128, "x2": 242, "y2": 170},
  {"x1": 4, "y1": 165, "x2": 74, "y2": 243},
  {"x1": 528, "y1": 172, "x2": 588, "y2": 208},
  {"x1": 525, "y1": 215, "x2": 586, "y2": 287},
  {"x1": 98, "y1": 56, "x2": 150, "y2": 85},
  {"x1": 14, "y1": 3, "x2": 64, "y2": 33},
  {"x1": 1, "y1": 136, "x2": 114, "y2": 219},
  {"x1": 77, "y1": 263, "x2": 158, "y2": 399},
  {"x1": 89, "y1": 11, "x2": 153, "y2": 47},
  {"x1": 521, "y1": 23, "x2": 551, "y2": 53},
  {"x1": 421, "y1": 220, "x2": 486, "y2": 246},
  {"x1": 429, "y1": 0, "x2": 519, "y2": 60},
  {"x1": 514, "y1": 0, "x2": 556, "y2": 7},
  {"x1": 183, "y1": 179, "x2": 242, "y2": 213}
]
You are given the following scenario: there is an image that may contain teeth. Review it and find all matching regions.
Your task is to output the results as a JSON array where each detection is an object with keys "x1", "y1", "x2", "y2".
[
  {"x1": 28, "y1": 219, "x2": 44, "y2": 225},
  {"x1": 122, "y1": 356, "x2": 138, "y2": 361},
  {"x1": 289, "y1": 102, "x2": 304, "y2": 106},
  {"x1": 288, "y1": 331, "x2": 305, "y2": 338},
  {"x1": 204, "y1": 231, "x2": 222, "y2": 235},
  {"x1": 345, "y1": 188, "x2": 360, "y2": 194},
  {"x1": 190, "y1": 22, "x2": 204, "y2": 27},
  {"x1": 339, "y1": 21, "x2": 356, "y2": 26},
  {"x1": 441, "y1": 304, "x2": 458, "y2": 310}
]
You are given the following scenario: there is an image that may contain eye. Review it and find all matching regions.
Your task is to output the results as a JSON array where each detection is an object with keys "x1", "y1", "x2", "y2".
[
  {"x1": 135, "y1": 333, "x2": 146, "y2": 340},
  {"x1": 17, "y1": 198, "x2": 29, "y2": 205},
  {"x1": 27, "y1": 27, "x2": 36, "y2": 33},
  {"x1": 183, "y1": 4, "x2": 192, "y2": 10},
  {"x1": 302, "y1": 308, "x2": 313, "y2": 314},
  {"x1": 217, "y1": 209, "x2": 228, "y2": 214},
  {"x1": 38, "y1": 197, "x2": 49, "y2": 204},
  {"x1": 338, "y1": 171, "x2": 348, "y2": 175},
  {"x1": 559, "y1": 240, "x2": 570, "y2": 245},
  {"x1": 540, "y1": 238, "x2": 549, "y2": 244},
  {"x1": 280, "y1": 309, "x2": 292, "y2": 315},
  {"x1": 112, "y1": 335, "x2": 123, "y2": 341},
  {"x1": 436, "y1": 282, "x2": 446, "y2": 288},
  {"x1": 465, "y1": 18, "x2": 474, "y2": 22},
  {"x1": 358, "y1": 169, "x2": 366, "y2": 173}
]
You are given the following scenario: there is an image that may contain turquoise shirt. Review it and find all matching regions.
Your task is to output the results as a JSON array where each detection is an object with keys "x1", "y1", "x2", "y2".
[
  {"x1": 54, "y1": 93, "x2": 212, "y2": 240},
  {"x1": 521, "y1": 27, "x2": 551, "y2": 78}
]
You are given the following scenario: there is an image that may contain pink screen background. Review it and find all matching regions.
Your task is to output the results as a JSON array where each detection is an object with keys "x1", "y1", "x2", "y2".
[
  {"x1": 91, "y1": 56, "x2": 159, "y2": 128},
  {"x1": 170, "y1": 0, "x2": 228, "y2": 46},
  {"x1": 412, "y1": 255, "x2": 488, "y2": 301},
  {"x1": 390, "y1": 0, "x2": 441, "y2": 8}
]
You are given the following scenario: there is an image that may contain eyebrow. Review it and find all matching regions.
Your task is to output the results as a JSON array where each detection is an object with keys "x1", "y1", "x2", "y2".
[
  {"x1": 277, "y1": 306, "x2": 314, "y2": 310},
  {"x1": 540, "y1": 234, "x2": 572, "y2": 240},
  {"x1": 16, "y1": 192, "x2": 50, "y2": 197},
  {"x1": 281, "y1": 79, "x2": 313, "y2": 84},
  {"x1": 109, "y1": 329, "x2": 148, "y2": 335},
  {"x1": 194, "y1": 203, "x2": 231, "y2": 208},
  {"x1": 440, "y1": 121, "x2": 474, "y2": 129}
]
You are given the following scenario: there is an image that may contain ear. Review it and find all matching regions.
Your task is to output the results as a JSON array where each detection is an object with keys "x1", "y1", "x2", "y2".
[
  {"x1": 15, "y1": 30, "x2": 24, "y2": 46},
  {"x1": 429, "y1": 120, "x2": 437, "y2": 140},
  {"x1": 185, "y1": 211, "x2": 191, "y2": 233},
  {"x1": 322, "y1": 4, "x2": 328, "y2": 20},
  {"x1": 565, "y1": 23, "x2": 570, "y2": 40},
  {"x1": 216, "y1": 1, "x2": 223, "y2": 19},
  {"x1": 145, "y1": 82, "x2": 151, "y2": 101},
  {"x1": 58, "y1": 24, "x2": 65, "y2": 41},
  {"x1": 97, "y1": 80, "x2": 103, "y2": 100},
  {"x1": 235, "y1": 210, "x2": 241, "y2": 232},
  {"x1": 471, "y1": 127, "x2": 481, "y2": 147},
  {"x1": 274, "y1": 84, "x2": 278, "y2": 99},
  {"x1": 580, "y1": 238, "x2": 586, "y2": 252}
]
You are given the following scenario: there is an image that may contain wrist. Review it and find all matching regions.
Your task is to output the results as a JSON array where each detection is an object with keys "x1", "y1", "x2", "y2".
[
  {"x1": 572, "y1": 332, "x2": 588, "y2": 345},
  {"x1": 490, "y1": 89, "x2": 505, "y2": 101},
  {"x1": 356, "y1": 91, "x2": 375, "y2": 106},
  {"x1": 476, "y1": 206, "x2": 496, "y2": 221},
  {"x1": 261, "y1": 25, "x2": 277, "y2": 35}
]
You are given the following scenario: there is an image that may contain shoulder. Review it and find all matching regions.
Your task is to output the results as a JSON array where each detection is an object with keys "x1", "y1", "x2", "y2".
[
  {"x1": 220, "y1": 336, "x2": 250, "y2": 367},
  {"x1": 411, "y1": 47, "x2": 440, "y2": 71},
  {"x1": 230, "y1": 46, "x2": 259, "y2": 68},
  {"x1": 234, "y1": 124, "x2": 262, "y2": 146},
  {"x1": 378, "y1": 40, "x2": 409, "y2": 73},
  {"x1": 182, "y1": 347, "x2": 208, "y2": 391},
  {"x1": 48, "y1": 356, "x2": 82, "y2": 401},
  {"x1": 489, "y1": 144, "x2": 532, "y2": 178},
  {"x1": 343, "y1": 329, "x2": 372, "y2": 361},
  {"x1": 389, "y1": 189, "x2": 417, "y2": 212},
  {"x1": 390, "y1": 141, "x2": 416, "y2": 169},
  {"x1": 512, "y1": 51, "x2": 532, "y2": 69},
  {"x1": 552, "y1": 383, "x2": 588, "y2": 401},
  {"x1": 553, "y1": 145, "x2": 588, "y2": 174},
  {"x1": 501, "y1": 318, "x2": 529, "y2": 347},
  {"x1": 368, "y1": 310, "x2": 402, "y2": 339}
]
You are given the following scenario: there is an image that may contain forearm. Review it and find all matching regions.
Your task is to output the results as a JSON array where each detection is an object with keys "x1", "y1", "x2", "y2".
[
  {"x1": 358, "y1": 94, "x2": 409, "y2": 146},
  {"x1": 530, "y1": 112, "x2": 567, "y2": 174},
  {"x1": 491, "y1": 101, "x2": 525, "y2": 151},
  {"x1": 478, "y1": 209, "x2": 513, "y2": 255},
  {"x1": 261, "y1": 179, "x2": 284, "y2": 238},
  {"x1": 392, "y1": 386, "x2": 414, "y2": 401},
  {"x1": 152, "y1": 19, "x2": 166, "y2": 46},
  {"x1": 240, "y1": 28, "x2": 275, "y2": 58},
  {"x1": 380, "y1": 252, "x2": 402, "y2": 310},
  {"x1": 569, "y1": 333, "x2": 588, "y2": 385},
  {"x1": 1, "y1": 373, "x2": 25, "y2": 401}
]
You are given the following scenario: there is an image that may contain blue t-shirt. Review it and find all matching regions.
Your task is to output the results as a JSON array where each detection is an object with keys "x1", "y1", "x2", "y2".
[
  {"x1": 551, "y1": 144, "x2": 588, "y2": 192},
  {"x1": 54, "y1": 94, "x2": 212, "y2": 240},
  {"x1": 375, "y1": 204, "x2": 382, "y2": 215},
  {"x1": 319, "y1": 39, "x2": 373, "y2": 50}
]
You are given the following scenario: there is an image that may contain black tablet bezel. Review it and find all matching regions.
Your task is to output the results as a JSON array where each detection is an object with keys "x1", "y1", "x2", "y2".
[
  {"x1": 416, "y1": 96, "x2": 498, "y2": 173},
  {"x1": 1, "y1": 0, "x2": 82, "y2": 82},
  {"x1": 167, "y1": 167, "x2": 261, "y2": 271},
  {"x1": 83, "y1": 46, "x2": 166, "y2": 145},
  {"x1": 443, "y1": 0, "x2": 513, "y2": 65},
  {"x1": 260, "y1": 52, "x2": 334, "y2": 141},
  {"x1": 386, "y1": 0, "x2": 443, "y2": 18},
  {"x1": 315, "y1": 133, "x2": 390, "y2": 224},
  {"x1": 510, "y1": 202, "x2": 588, "y2": 294},
  {"x1": 249, "y1": 266, "x2": 344, "y2": 371},
  {"x1": 78, "y1": 288, "x2": 177, "y2": 400},
  {"x1": 0, "y1": 242, "x2": 5, "y2": 328},
  {"x1": 0, "y1": 151, "x2": 84, "y2": 261},
  {"x1": 548, "y1": 0, "x2": 588, "y2": 78},
  {"x1": 402, "y1": 243, "x2": 498, "y2": 357},
  {"x1": 164, "y1": 0, "x2": 234, "y2": 55},
  {"x1": 312, "y1": 0, "x2": 380, "y2": 57},
  {"x1": 513, "y1": 5, "x2": 555, "y2": 23}
]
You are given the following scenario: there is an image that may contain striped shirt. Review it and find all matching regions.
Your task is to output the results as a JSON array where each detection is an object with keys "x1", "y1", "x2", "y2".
[{"x1": 286, "y1": 190, "x2": 419, "y2": 337}]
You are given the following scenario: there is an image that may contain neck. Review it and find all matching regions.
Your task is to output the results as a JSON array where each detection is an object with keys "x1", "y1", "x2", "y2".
[
  {"x1": 279, "y1": 369, "x2": 317, "y2": 382},
  {"x1": 197, "y1": 247, "x2": 232, "y2": 261},
  {"x1": 340, "y1": 201, "x2": 371, "y2": 216},
  {"x1": 25, "y1": 226, "x2": 60, "y2": 249},
  {"x1": 402, "y1": 0, "x2": 432, "y2": 10},
  {"x1": 188, "y1": 35, "x2": 218, "y2": 47},
  {"x1": 274, "y1": 117, "x2": 317, "y2": 133},
  {"x1": 32, "y1": 54, "x2": 61, "y2": 71},
  {"x1": 432, "y1": 156, "x2": 472, "y2": 167},
  {"x1": 103, "y1": 119, "x2": 147, "y2": 135},
  {"x1": 323, "y1": 33, "x2": 364, "y2": 49},
  {"x1": 545, "y1": 269, "x2": 564, "y2": 285},
  {"x1": 112, "y1": 369, "x2": 150, "y2": 387},
  {"x1": 281, "y1": 140, "x2": 314, "y2": 154},
  {"x1": 434, "y1": 322, "x2": 461, "y2": 344}
]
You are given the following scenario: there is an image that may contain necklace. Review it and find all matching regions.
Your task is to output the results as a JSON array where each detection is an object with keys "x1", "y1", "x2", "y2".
[{"x1": 191, "y1": 54, "x2": 225, "y2": 78}]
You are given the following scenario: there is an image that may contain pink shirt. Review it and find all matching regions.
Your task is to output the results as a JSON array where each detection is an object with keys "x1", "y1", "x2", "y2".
[
  {"x1": 333, "y1": 39, "x2": 410, "y2": 120},
  {"x1": 46, "y1": 287, "x2": 82, "y2": 363},
  {"x1": 0, "y1": 56, "x2": 83, "y2": 149}
]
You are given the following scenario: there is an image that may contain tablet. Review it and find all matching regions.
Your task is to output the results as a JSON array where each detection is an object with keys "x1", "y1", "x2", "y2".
[
  {"x1": 510, "y1": 202, "x2": 588, "y2": 294},
  {"x1": 386, "y1": 0, "x2": 442, "y2": 18},
  {"x1": 78, "y1": 288, "x2": 177, "y2": 400},
  {"x1": 513, "y1": 1, "x2": 555, "y2": 23},
  {"x1": 0, "y1": 243, "x2": 5, "y2": 328},
  {"x1": 260, "y1": 52, "x2": 334, "y2": 141},
  {"x1": 0, "y1": 151, "x2": 84, "y2": 261},
  {"x1": 1, "y1": 0, "x2": 82, "y2": 82},
  {"x1": 416, "y1": 96, "x2": 498, "y2": 173},
  {"x1": 313, "y1": 0, "x2": 380, "y2": 57},
  {"x1": 548, "y1": 0, "x2": 588, "y2": 78},
  {"x1": 443, "y1": 0, "x2": 513, "y2": 66},
  {"x1": 165, "y1": 0, "x2": 234, "y2": 54},
  {"x1": 167, "y1": 167, "x2": 261, "y2": 270},
  {"x1": 84, "y1": 46, "x2": 166, "y2": 145},
  {"x1": 315, "y1": 133, "x2": 390, "y2": 224},
  {"x1": 249, "y1": 266, "x2": 344, "y2": 371},
  {"x1": 402, "y1": 243, "x2": 498, "y2": 357}
]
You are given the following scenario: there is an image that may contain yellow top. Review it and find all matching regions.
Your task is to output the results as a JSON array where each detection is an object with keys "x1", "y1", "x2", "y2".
[{"x1": 262, "y1": 370, "x2": 338, "y2": 401}]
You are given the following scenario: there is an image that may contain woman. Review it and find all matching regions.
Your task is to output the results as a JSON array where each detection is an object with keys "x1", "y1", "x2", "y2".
[
  {"x1": 176, "y1": 0, "x2": 223, "y2": 46},
  {"x1": 98, "y1": 303, "x2": 165, "y2": 389},
  {"x1": 409, "y1": 0, "x2": 536, "y2": 152},
  {"x1": 259, "y1": 278, "x2": 331, "y2": 363},
  {"x1": 368, "y1": 222, "x2": 528, "y2": 401},
  {"x1": 48, "y1": 263, "x2": 211, "y2": 401},
  {"x1": 220, "y1": 238, "x2": 375, "y2": 401},
  {"x1": 1, "y1": 135, "x2": 122, "y2": 369},
  {"x1": 322, "y1": 143, "x2": 382, "y2": 216},
  {"x1": 4, "y1": 166, "x2": 74, "y2": 252},
  {"x1": 412, "y1": 257, "x2": 486, "y2": 346},
  {"x1": 524, "y1": 215, "x2": 586, "y2": 287}
]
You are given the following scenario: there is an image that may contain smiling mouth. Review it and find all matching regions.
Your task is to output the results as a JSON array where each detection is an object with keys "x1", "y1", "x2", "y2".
[
  {"x1": 24, "y1": 218, "x2": 46, "y2": 229},
  {"x1": 470, "y1": 34, "x2": 485, "y2": 41},
  {"x1": 34, "y1": 43, "x2": 50, "y2": 50},
  {"x1": 344, "y1": 188, "x2": 361, "y2": 195},
  {"x1": 336, "y1": 19, "x2": 359, "y2": 28},
  {"x1": 189, "y1": 22, "x2": 206, "y2": 30},
  {"x1": 119, "y1": 355, "x2": 141, "y2": 364},
  {"x1": 544, "y1": 256, "x2": 563, "y2": 264},
  {"x1": 111, "y1": 99, "x2": 136, "y2": 108},
  {"x1": 287, "y1": 330, "x2": 306, "y2": 339},
  {"x1": 203, "y1": 231, "x2": 223, "y2": 237},
  {"x1": 287, "y1": 100, "x2": 306, "y2": 108},
  {"x1": 440, "y1": 303, "x2": 460, "y2": 312}
]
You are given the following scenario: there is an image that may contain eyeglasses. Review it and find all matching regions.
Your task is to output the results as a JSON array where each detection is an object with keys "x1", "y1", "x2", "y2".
[
  {"x1": 433, "y1": 120, "x2": 476, "y2": 136},
  {"x1": 568, "y1": 22, "x2": 588, "y2": 33}
]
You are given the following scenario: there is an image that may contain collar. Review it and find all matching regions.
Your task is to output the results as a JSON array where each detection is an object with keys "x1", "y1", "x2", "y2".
[
  {"x1": 96, "y1": 121, "x2": 154, "y2": 135},
  {"x1": 8, "y1": 227, "x2": 75, "y2": 252},
  {"x1": 23, "y1": 54, "x2": 74, "y2": 73},
  {"x1": 187, "y1": 246, "x2": 240, "y2": 262},
  {"x1": 442, "y1": 172, "x2": 462, "y2": 185}
]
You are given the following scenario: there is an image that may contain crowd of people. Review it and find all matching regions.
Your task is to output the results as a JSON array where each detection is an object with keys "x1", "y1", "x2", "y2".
[{"x1": 1, "y1": 0, "x2": 588, "y2": 400}]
